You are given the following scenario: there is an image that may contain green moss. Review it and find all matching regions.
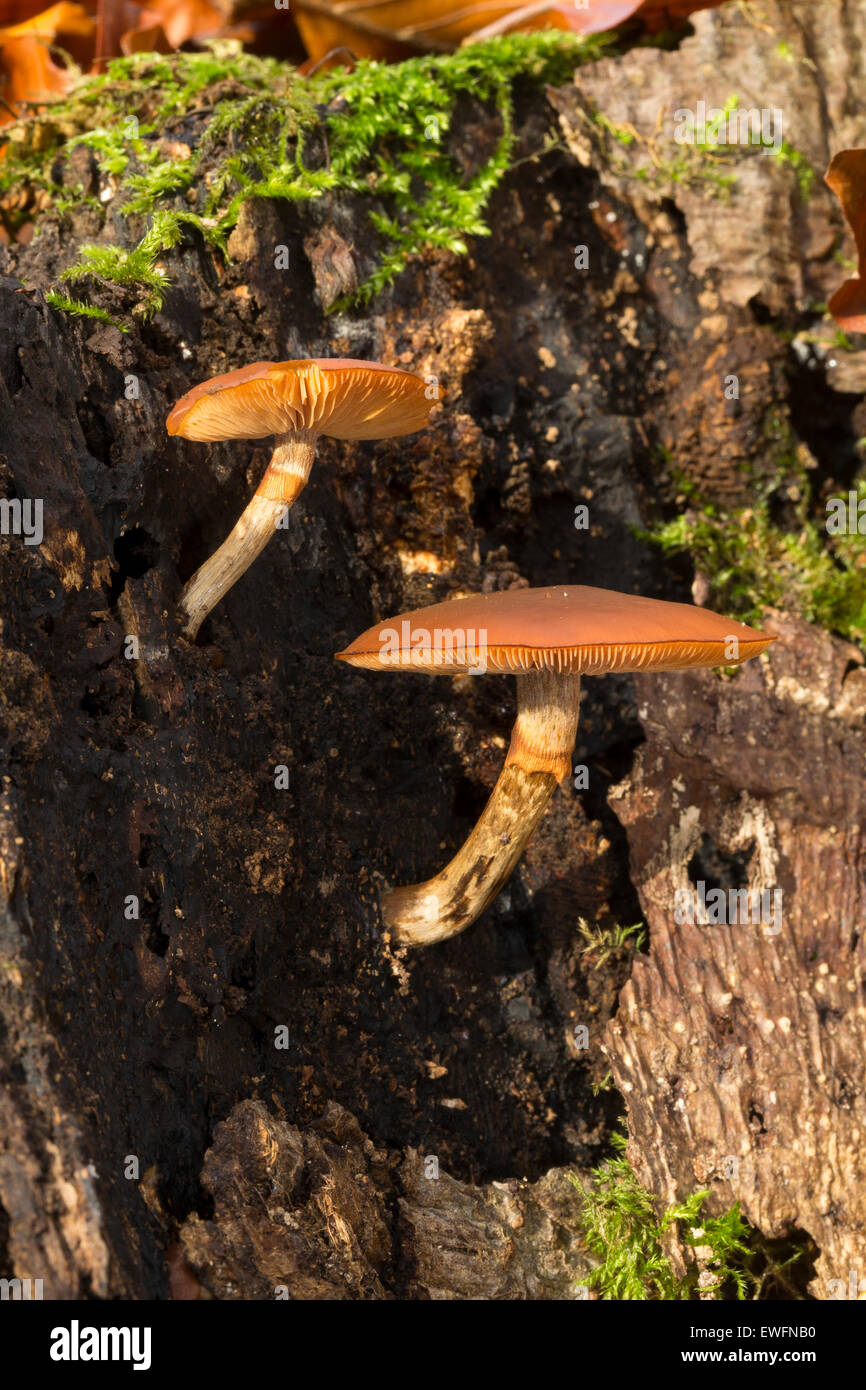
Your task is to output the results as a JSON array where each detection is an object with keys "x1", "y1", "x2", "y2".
[
  {"x1": 2, "y1": 32, "x2": 608, "y2": 325},
  {"x1": 591, "y1": 1071, "x2": 614, "y2": 1096},
  {"x1": 573, "y1": 1131, "x2": 811, "y2": 1300},
  {"x1": 59, "y1": 210, "x2": 192, "y2": 317},
  {"x1": 641, "y1": 462, "x2": 866, "y2": 648},
  {"x1": 44, "y1": 289, "x2": 128, "y2": 330},
  {"x1": 577, "y1": 917, "x2": 646, "y2": 971},
  {"x1": 592, "y1": 108, "x2": 737, "y2": 198},
  {"x1": 771, "y1": 139, "x2": 815, "y2": 199},
  {"x1": 573, "y1": 1132, "x2": 751, "y2": 1300},
  {"x1": 592, "y1": 94, "x2": 815, "y2": 201}
]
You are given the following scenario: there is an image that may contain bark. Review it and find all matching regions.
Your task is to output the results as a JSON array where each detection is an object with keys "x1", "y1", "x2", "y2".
[
  {"x1": 177, "y1": 1099, "x2": 593, "y2": 1299},
  {"x1": 604, "y1": 614, "x2": 866, "y2": 1295},
  {"x1": 1, "y1": 0, "x2": 864, "y2": 1299}
]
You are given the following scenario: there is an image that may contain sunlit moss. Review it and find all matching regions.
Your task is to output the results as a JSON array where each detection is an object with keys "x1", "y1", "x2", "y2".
[
  {"x1": 44, "y1": 289, "x2": 127, "y2": 330},
  {"x1": 2, "y1": 32, "x2": 609, "y2": 325},
  {"x1": 590, "y1": 94, "x2": 815, "y2": 200},
  {"x1": 572, "y1": 1129, "x2": 812, "y2": 1300},
  {"x1": 641, "y1": 463, "x2": 866, "y2": 647}
]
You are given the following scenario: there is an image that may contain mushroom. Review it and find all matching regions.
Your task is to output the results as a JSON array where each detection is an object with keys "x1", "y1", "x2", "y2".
[
  {"x1": 167, "y1": 358, "x2": 431, "y2": 638},
  {"x1": 336, "y1": 585, "x2": 776, "y2": 947}
]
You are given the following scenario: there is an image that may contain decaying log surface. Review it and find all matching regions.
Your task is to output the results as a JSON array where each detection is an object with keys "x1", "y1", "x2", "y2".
[
  {"x1": 1, "y1": 0, "x2": 865, "y2": 1299},
  {"x1": 546, "y1": 0, "x2": 866, "y2": 1299},
  {"x1": 551, "y1": 0, "x2": 866, "y2": 470},
  {"x1": 551, "y1": 0, "x2": 864, "y2": 313},
  {"x1": 0, "y1": 812, "x2": 113, "y2": 1298},
  {"x1": 178, "y1": 1099, "x2": 592, "y2": 1299},
  {"x1": 604, "y1": 615, "x2": 866, "y2": 1296}
]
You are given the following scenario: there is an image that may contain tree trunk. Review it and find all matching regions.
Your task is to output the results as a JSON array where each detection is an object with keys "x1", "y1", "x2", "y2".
[{"x1": 1, "y1": 0, "x2": 864, "y2": 1299}]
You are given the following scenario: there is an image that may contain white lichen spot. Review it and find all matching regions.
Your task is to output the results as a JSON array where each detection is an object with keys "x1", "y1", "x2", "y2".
[{"x1": 771, "y1": 674, "x2": 830, "y2": 714}]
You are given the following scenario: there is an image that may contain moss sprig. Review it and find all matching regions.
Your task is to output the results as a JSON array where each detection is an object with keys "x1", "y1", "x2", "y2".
[
  {"x1": 642, "y1": 470, "x2": 866, "y2": 647},
  {"x1": 572, "y1": 1129, "x2": 812, "y2": 1299}
]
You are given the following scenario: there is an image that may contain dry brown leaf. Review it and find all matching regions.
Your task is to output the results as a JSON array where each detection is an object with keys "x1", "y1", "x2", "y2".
[
  {"x1": 289, "y1": 1, "x2": 737, "y2": 63},
  {"x1": 292, "y1": 1, "x2": 584, "y2": 60},
  {"x1": 138, "y1": 0, "x2": 224, "y2": 49},
  {"x1": 0, "y1": 32, "x2": 73, "y2": 111},
  {"x1": 471, "y1": 1, "x2": 642, "y2": 41},
  {"x1": 0, "y1": 0, "x2": 92, "y2": 38},
  {"x1": 612, "y1": 0, "x2": 726, "y2": 30},
  {"x1": 0, "y1": 3, "x2": 93, "y2": 122},
  {"x1": 0, "y1": 0, "x2": 61, "y2": 22},
  {"x1": 825, "y1": 149, "x2": 866, "y2": 335},
  {"x1": 120, "y1": 19, "x2": 172, "y2": 54}
]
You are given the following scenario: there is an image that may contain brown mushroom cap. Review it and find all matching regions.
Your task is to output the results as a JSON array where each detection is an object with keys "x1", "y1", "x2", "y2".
[
  {"x1": 336, "y1": 585, "x2": 777, "y2": 675},
  {"x1": 166, "y1": 358, "x2": 431, "y2": 442}
]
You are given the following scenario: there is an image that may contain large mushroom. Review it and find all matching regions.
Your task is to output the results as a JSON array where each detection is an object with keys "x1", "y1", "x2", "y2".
[
  {"x1": 167, "y1": 358, "x2": 432, "y2": 638},
  {"x1": 336, "y1": 585, "x2": 776, "y2": 948}
]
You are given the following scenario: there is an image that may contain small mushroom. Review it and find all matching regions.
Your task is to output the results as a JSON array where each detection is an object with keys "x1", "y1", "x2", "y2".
[
  {"x1": 167, "y1": 358, "x2": 431, "y2": 638},
  {"x1": 336, "y1": 585, "x2": 776, "y2": 948}
]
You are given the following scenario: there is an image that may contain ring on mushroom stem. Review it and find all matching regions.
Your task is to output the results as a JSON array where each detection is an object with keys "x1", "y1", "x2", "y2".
[
  {"x1": 336, "y1": 585, "x2": 777, "y2": 948},
  {"x1": 167, "y1": 358, "x2": 432, "y2": 639}
]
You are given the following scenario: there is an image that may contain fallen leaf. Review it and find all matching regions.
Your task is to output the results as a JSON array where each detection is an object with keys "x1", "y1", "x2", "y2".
[
  {"x1": 119, "y1": 19, "x2": 172, "y2": 54},
  {"x1": 0, "y1": 0, "x2": 93, "y2": 40},
  {"x1": 0, "y1": 0, "x2": 62, "y2": 21},
  {"x1": 470, "y1": 1, "x2": 643, "y2": 42},
  {"x1": 0, "y1": 4, "x2": 93, "y2": 123},
  {"x1": 825, "y1": 149, "x2": 866, "y2": 335},
  {"x1": 591, "y1": 0, "x2": 726, "y2": 33},
  {"x1": 0, "y1": 33, "x2": 68, "y2": 112},
  {"x1": 290, "y1": 1, "x2": 738, "y2": 63},
  {"x1": 139, "y1": 0, "x2": 225, "y2": 49}
]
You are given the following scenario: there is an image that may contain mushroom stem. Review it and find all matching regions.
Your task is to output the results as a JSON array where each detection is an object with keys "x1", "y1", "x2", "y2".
[
  {"x1": 179, "y1": 431, "x2": 317, "y2": 639},
  {"x1": 382, "y1": 670, "x2": 581, "y2": 947}
]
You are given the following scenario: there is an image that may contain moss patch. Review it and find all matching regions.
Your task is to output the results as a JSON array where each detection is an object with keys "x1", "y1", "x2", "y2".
[
  {"x1": 590, "y1": 94, "x2": 816, "y2": 200},
  {"x1": 573, "y1": 1129, "x2": 815, "y2": 1300},
  {"x1": 641, "y1": 465, "x2": 866, "y2": 648},
  {"x1": 1, "y1": 32, "x2": 609, "y2": 326}
]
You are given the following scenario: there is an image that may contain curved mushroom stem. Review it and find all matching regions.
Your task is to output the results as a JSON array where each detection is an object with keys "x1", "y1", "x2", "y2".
[
  {"x1": 382, "y1": 670, "x2": 581, "y2": 947},
  {"x1": 179, "y1": 430, "x2": 317, "y2": 639}
]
